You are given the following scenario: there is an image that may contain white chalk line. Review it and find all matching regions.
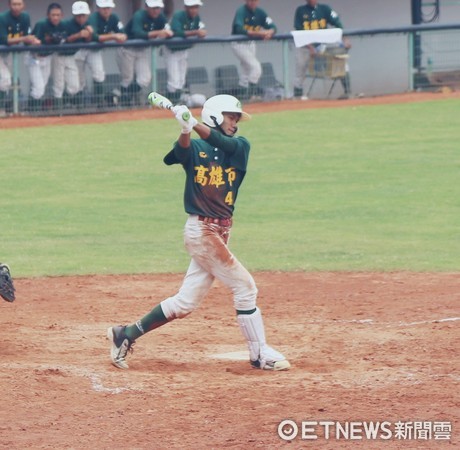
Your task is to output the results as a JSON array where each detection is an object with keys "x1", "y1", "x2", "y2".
[
  {"x1": 304, "y1": 317, "x2": 460, "y2": 327},
  {"x1": 0, "y1": 362, "x2": 136, "y2": 395}
]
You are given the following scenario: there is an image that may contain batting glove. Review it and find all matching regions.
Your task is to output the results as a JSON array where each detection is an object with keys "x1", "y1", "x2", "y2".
[{"x1": 173, "y1": 105, "x2": 198, "y2": 134}]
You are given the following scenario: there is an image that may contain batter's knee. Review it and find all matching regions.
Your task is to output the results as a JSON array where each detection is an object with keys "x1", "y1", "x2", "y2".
[
  {"x1": 233, "y1": 278, "x2": 258, "y2": 311},
  {"x1": 160, "y1": 293, "x2": 201, "y2": 320}
]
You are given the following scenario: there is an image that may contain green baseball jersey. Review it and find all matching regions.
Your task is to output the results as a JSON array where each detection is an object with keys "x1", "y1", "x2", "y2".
[
  {"x1": 60, "y1": 18, "x2": 95, "y2": 55},
  {"x1": 125, "y1": 9, "x2": 169, "y2": 40},
  {"x1": 0, "y1": 10, "x2": 31, "y2": 45},
  {"x1": 88, "y1": 11, "x2": 124, "y2": 40},
  {"x1": 169, "y1": 10, "x2": 204, "y2": 51},
  {"x1": 32, "y1": 18, "x2": 68, "y2": 56},
  {"x1": 294, "y1": 3, "x2": 343, "y2": 30},
  {"x1": 232, "y1": 5, "x2": 276, "y2": 36},
  {"x1": 164, "y1": 129, "x2": 250, "y2": 219}
]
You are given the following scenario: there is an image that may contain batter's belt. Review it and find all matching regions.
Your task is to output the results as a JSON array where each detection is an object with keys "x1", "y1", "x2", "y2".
[{"x1": 198, "y1": 215, "x2": 233, "y2": 227}]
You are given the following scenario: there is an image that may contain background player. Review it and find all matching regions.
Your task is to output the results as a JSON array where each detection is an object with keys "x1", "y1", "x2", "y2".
[
  {"x1": 231, "y1": 0, "x2": 276, "y2": 100},
  {"x1": 0, "y1": 0, "x2": 40, "y2": 114},
  {"x1": 82, "y1": 0, "x2": 126, "y2": 108},
  {"x1": 117, "y1": 0, "x2": 173, "y2": 107},
  {"x1": 51, "y1": 1, "x2": 93, "y2": 110},
  {"x1": 107, "y1": 93, "x2": 290, "y2": 372},
  {"x1": 293, "y1": 0, "x2": 351, "y2": 99},
  {"x1": 165, "y1": 0, "x2": 206, "y2": 104},
  {"x1": 27, "y1": 2, "x2": 67, "y2": 113}
]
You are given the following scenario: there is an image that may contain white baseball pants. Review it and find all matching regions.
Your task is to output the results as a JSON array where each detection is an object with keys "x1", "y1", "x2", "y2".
[
  {"x1": 51, "y1": 54, "x2": 80, "y2": 98},
  {"x1": 160, "y1": 215, "x2": 258, "y2": 319},
  {"x1": 0, "y1": 53, "x2": 12, "y2": 92},
  {"x1": 75, "y1": 49, "x2": 105, "y2": 90},
  {"x1": 231, "y1": 41, "x2": 262, "y2": 87},
  {"x1": 163, "y1": 46, "x2": 188, "y2": 92},
  {"x1": 294, "y1": 46, "x2": 310, "y2": 90},
  {"x1": 117, "y1": 46, "x2": 151, "y2": 89},
  {"x1": 26, "y1": 53, "x2": 52, "y2": 100}
]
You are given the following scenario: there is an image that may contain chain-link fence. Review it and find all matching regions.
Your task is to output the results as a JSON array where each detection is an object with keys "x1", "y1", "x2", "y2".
[{"x1": 1, "y1": 23, "x2": 459, "y2": 118}]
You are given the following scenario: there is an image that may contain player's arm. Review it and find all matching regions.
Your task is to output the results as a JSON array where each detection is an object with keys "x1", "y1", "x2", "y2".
[
  {"x1": 232, "y1": 8, "x2": 246, "y2": 35},
  {"x1": 96, "y1": 16, "x2": 127, "y2": 44},
  {"x1": 7, "y1": 16, "x2": 40, "y2": 45},
  {"x1": 184, "y1": 21, "x2": 206, "y2": 39},
  {"x1": 131, "y1": 11, "x2": 149, "y2": 39},
  {"x1": 0, "y1": 19, "x2": 7, "y2": 45},
  {"x1": 200, "y1": 128, "x2": 249, "y2": 156},
  {"x1": 148, "y1": 22, "x2": 173, "y2": 39},
  {"x1": 293, "y1": 7, "x2": 303, "y2": 31},
  {"x1": 327, "y1": 7, "x2": 344, "y2": 29},
  {"x1": 66, "y1": 23, "x2": 93, "y2": 43}
]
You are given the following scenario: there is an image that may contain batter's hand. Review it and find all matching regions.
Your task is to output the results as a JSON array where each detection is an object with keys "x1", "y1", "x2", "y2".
[{"x1": 173, "y1": 106, "x2": 197, "y2": 134}]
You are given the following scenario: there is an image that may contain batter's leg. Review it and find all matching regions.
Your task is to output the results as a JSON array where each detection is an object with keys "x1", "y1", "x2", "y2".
[{"x1": 125, "y1": 258, "x2": 214, "y2": 340}]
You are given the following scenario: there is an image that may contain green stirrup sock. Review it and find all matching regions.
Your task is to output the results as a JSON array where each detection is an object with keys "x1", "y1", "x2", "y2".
[{"x1": 125, "y1": 304, "x2": 169, "y2": 340}]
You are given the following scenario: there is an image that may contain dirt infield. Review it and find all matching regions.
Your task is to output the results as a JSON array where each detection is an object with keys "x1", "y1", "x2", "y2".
[
  {"x1": 2, "y1": 271, "x2": 459, "y2": 449},
  {"x1": 2, "y1": 92, "x2": 459, "y2": 448}
]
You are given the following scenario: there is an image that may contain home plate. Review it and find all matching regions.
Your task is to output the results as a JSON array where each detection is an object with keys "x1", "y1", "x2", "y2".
[{"x1": 209, "y1": 350, "x2": 249, "y2": 361}]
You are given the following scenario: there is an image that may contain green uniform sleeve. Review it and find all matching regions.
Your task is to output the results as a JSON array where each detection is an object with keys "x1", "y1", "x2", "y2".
[
  {"x1": 87, "y1": 13, "x2": 100, "y2": 41},
  {"x1": 261, "y1": 9, "x2": 276, "y2": 32},
  {"x1": 170, "y1": 11, "x2": 185, "y2": 37},
  {"x1": 131, "y1": 10, "x2": 148, "y2": 40},
  {"x1": 205, "y1": 129, "x2": 250, "y2": 157},
  {"x1": 326, "y1": 6, "x2": 344, "y2": 28},
  {"x1": 293, "y1": 7, "x2": 303, "y2": 30},
  {"x1": 0, "y1": 14, "x2": 7, "y2": 45},
  {"x1": 232, "y1": 7, "x2": 247, "y2": 35}
]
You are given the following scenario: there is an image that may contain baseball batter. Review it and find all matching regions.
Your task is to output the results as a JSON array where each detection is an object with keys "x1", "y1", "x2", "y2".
[
  {"x1": 164, "y1": 0, "x2": 206, "y2": 104},
  {"x1": 231, "y1": 0, "x2": 276, "y2": 100},
  {"x1": 117, "y1": 0, "x2": 173, "y2": 106},
  {"x1": 0, "y1": 0, "x2": 40, "y2": 113},
  {"x1": 293, "y1": 0, "x2": 351, "y2": 99},
  {"x1": 108, "y1": 94, "x2": 290, "y2": 372}
]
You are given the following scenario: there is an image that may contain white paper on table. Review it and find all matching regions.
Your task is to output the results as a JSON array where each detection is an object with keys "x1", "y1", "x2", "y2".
[{"x1": 290, "y1": 29, "x2": 343, "y2": 48}]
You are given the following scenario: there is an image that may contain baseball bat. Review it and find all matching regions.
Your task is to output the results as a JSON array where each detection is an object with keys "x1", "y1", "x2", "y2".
[{"x1": 147, "y1": 91, "x2": 191, "y2": 121}]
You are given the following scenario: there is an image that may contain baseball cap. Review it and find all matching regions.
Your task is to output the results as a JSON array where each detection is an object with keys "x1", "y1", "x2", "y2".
[
  {"x1": 72, "y1": 1, "x2": 91, "y2": 15},
  {"x1": 96, "y1": 0, "x2": 115, "y2": 7},
  {"x1": 184, "y1": 0, "x2": 203, "y2": 6},
  {"x1": 145, "y1": 0, "x2": 164, "y2": 7}
]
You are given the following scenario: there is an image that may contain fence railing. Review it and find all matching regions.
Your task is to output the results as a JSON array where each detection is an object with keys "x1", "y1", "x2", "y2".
[{"x1": 0, "y1": 22, "x2": 459, "y2": 117}]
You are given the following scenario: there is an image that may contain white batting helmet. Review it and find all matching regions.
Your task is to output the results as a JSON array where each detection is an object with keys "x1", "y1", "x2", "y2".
[{"x1": 201, "y1": 94, "x2": 251, "y2": 128}]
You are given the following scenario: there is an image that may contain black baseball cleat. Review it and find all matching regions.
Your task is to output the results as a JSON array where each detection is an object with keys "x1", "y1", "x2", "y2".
[{"x1": 107, "y1": 326, "x2": 135, "y2": 369}]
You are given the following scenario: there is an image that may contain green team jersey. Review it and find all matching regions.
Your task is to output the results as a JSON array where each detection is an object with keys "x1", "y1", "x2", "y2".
[
  {"x1": 88, "y1": 11, "x2": 124, "y2": 40},
  {"x1": 164, "y1": 129, "x2": 250, "y2": 219},
  {"x1": 124, "y1": 9, "x2": 169, "y2": 40},
  {"x1": 60, "y1": 18, "x2": 95, "y2": 55},
  {"x1": 169, "y1": 10, "x2": 204, "y2": 52},
  {"x1": 232, "y1": 5, "x2": 276, "y2": 36},
  {"x1": 294, "y1": 3, "x2": 343, "y2": 31},
  {"x1": 0, "y1": 10, "x2": 31, "y2": 45},
  {"x1": 32, "y1": 18, "x2": 68, "y2": 56}
]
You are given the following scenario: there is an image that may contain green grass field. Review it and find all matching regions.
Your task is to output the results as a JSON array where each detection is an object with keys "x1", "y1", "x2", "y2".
[{"x1": 1, "y1": 98, "x2": 459, "y2": 277}]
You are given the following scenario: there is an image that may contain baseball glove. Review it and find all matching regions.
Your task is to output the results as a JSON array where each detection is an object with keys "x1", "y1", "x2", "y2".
[{"x1": 0, "y1": 263, "x2": 16, "y2": 302}]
